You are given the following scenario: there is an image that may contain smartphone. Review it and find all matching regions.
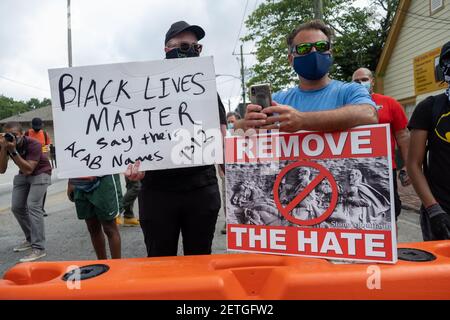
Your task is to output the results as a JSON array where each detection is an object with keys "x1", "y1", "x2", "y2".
[{"x1": 249, "y1": 83, "x2": 272, "y2": 109}]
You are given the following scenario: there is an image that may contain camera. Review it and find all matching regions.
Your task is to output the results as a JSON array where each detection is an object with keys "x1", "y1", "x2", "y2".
[{"x1": 4, "y1": 132, "x2": 16, "y2": 143}]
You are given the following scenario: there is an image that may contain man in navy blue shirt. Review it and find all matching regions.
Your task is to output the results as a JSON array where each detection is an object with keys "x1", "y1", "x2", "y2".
[{"x1": 239, "y1": 20, "x2": 377, "y2": 132}]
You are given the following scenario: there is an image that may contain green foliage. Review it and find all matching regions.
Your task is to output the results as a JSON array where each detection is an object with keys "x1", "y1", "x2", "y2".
[
  {"x1": 0, "y1": 95, "x2": 51, "y2": 120},
  {"x1": 243, "y1": 0, "x2": 399, "y2": 91}
]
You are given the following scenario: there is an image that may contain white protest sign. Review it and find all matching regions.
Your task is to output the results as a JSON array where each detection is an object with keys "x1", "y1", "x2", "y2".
[{"x1": 48, "y1": 56, "x2": 222, "y2": 178}]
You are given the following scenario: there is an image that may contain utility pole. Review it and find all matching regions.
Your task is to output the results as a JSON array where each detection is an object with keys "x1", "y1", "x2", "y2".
[
  {"x1": 240, "y1": 44, "x2": 246, "y2": 106},
  {"x1": 313, "y1": 0, "x2": 323, "y2": 20},
  {"x1": 67, "y1": 0, "x2": 73, "y2": 67}
]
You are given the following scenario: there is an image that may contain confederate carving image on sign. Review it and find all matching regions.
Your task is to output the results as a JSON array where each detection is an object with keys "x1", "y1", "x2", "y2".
[
  {"x1": 225, "y1": 125, "x2": 397, "y2": 263},
  {"x1": 48, "y1": 56, "x2": 222, "y2": 178},
  {"x1": 227, "y1": 158, "x2": 391, "y2": 229}
]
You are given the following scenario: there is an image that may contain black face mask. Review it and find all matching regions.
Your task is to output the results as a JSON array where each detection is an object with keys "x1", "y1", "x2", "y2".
[
  {"x1": 165, "y1": 47, "x2": 199, "y2": 59},
  {"x1": 32, "y1": 127, "x2": 41, "y2": 132}
]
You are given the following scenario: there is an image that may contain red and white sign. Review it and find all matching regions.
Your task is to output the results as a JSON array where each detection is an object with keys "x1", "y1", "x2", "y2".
[{"x1": 225, "y1": 125, "x2": 397, "y2": 263}]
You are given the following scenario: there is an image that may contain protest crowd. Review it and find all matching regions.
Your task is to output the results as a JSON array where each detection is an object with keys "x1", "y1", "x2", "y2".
[{"x1": 1, "y1": 19, "x2": 450, "y2": 264}]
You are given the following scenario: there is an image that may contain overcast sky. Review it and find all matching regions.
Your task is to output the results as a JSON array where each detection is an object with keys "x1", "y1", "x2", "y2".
[{"x1": 0, "y1": 0, "x2": 368, "y2": 112}]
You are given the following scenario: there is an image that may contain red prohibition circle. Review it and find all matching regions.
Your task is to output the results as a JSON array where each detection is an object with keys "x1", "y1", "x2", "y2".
[{"x1": 273, "y1": 161, "x2": 338, "y2": 226}]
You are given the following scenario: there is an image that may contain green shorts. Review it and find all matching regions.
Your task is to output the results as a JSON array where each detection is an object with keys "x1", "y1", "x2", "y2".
[{"x1": 74, "y1": 175, "x2": 123, "y2": 221}]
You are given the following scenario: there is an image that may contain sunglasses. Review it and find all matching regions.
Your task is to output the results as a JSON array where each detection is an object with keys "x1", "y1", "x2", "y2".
[
  {"x1": 169, "y1": 42, "x2": 203, "y2": 54},
  {"x1": 290, "y1": 40, "x2": 330, "y2": 55}
]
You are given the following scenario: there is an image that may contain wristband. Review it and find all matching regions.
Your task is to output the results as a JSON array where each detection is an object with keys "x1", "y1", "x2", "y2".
[{"x1": 425, "y1": 203, "x2": 445, "y2": 218}]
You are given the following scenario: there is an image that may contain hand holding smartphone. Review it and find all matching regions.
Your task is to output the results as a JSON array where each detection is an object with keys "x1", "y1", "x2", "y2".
[{"x1": 249, "y1": 83, "x2": 272, "y2": 109}]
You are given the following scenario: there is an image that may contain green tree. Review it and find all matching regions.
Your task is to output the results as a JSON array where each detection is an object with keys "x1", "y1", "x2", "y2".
[
  {"x1": 0, "y1": 95, "x2": 51, "y2": 120},
  {"x1": 26, "y1": 97, "x2": 51, "y2": 109},
  {"x1": 0, "y1": 95, "x2": 29, "y2": 120},
  {"x1": 332, "y1": 0, "x2": 399, "y2": 81},
  {"x1": 243, "y1": 0, "x2": 399, "y2": 91}
]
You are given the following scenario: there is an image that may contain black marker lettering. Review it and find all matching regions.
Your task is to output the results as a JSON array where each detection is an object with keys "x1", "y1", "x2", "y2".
[
  {"x1": 113, "y1": 110, "x2": 125, "y2": 131},
  {"x1": 74, "y1": 149, "x2": 86, "y2": 158},
  {"x1": 144, "y1": 77, "x2": 156, "y2": 100},
  {"x1": 159, "y1": 77, "x2": 170, "y2": 98},
  {"x1": 172, "y1": 77, "x2": 181, "y2": 93},
  {"x1": 112, "y1": 154, "x2": 123, "y2": 167},
  {"x1": 141, "y1": 133, "x2": 150, "y2": 145},
  {"x1": 181, "y1": 74, "x2": 192, "y2": 92},
  {"x1": 100, "y1": 80, "x2": 113, "y2": 105},
  {"x1": 80, "y1": 153, "x2": 91, "y2": 166},
  {"x1": 89, "y1": 156, "x2": 102, "y2": 169},
  {"x1": 178, "y1": 102, "x2": 196, "y2": 125},
  {"x1": 64, "y1": 142, "x2": 76, "y2": 157},
  {"x1": 115, "y1": 79, "x2": 131, "y2": 102},
  {"x1": 143, "y1": 107, "x2": 156, "y2": 129},
  {"x1": 96, "y1": 137, "x2": 108, "y2": 149},
  {"x1": 111, "y1": 139, "x2": 121, "y2": 147},
  {"x1": 86, "y1": 107, "x2": 109, "y2": 135},
  {"x1": 77, "y1": 77, "x2": 83, "y2": 107},
  {"x1": 154, "y1": 150, "x2": 163, "y2": 161},
  {"x1": 125, "y1": 110, "x2": 140, "y2": 129},
  {"x1": 122, "y1": 135, "x2": 133, "y2": 152},
  {"x1": 58, "y1": 73, "x2": 76, "y2": 111},
  {"x1": 191, "y1": 72, "x2": 206, "y2": 95},
  {"x1": 84, "y1": 80, "x2": 99, "y2": 107},
  {"x1": 159, "y1": 107, "x2": 172, "y2": 126}
]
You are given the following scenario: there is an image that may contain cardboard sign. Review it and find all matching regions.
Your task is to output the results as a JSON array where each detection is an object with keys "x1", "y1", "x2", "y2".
[
  {"x1": 48, "y1": 56, "x2": 222, "y2": 178},
  {"x1": 225, "y1": 125, "x2": 397, "y2": 264}
]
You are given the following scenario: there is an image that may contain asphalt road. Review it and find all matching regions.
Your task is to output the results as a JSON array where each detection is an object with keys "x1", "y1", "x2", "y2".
[{"x1": 0, "y1": 163, "x2": 423, "y2": 277}]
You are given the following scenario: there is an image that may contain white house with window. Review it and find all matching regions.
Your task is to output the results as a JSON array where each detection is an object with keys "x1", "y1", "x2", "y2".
[{"x1": 375, "y1": 0, "x2": 450, "y2": 118}]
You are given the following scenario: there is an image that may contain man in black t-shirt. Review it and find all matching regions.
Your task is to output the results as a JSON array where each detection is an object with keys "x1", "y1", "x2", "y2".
[
  {"x1": 407, "y1": 41, "x2": 450, "y2": 240},
  {"x1": 125, "y1": 21, "x2": 227, "y2": 257}
]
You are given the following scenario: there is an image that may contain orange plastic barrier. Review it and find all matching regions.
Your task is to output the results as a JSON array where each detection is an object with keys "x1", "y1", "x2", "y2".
[{"x1": 0, "y1": 241, "x2": 449, "y2": 300}]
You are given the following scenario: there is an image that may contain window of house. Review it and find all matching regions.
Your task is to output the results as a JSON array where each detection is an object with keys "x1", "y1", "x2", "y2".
[{"x1": 430, "y1": 0, "x2": 444, "y2": 15}]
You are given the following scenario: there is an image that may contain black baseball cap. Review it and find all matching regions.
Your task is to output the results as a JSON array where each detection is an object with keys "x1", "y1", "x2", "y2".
[
  {"x1": 31, "y1": 117, "x2": 43, "y2": 129},
  {"x1": 164, "y1": 21, "x2": 205, "y2": 45},
  {"x1": 439, "y1": 41, "x2": 450, "y2": 67}
]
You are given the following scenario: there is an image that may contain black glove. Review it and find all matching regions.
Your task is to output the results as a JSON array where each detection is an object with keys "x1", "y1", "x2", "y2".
[{"x1": 426, "y1": 204, "x2": 450, "y2": 240}]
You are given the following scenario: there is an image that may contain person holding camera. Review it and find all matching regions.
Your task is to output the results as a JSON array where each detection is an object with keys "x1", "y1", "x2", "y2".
[
  {"x1": 0, "y1": 122, "x2": 51, "y2": 262},
  {"x1": 239, "y1": 20, "x2": 377, "y2": 132}
]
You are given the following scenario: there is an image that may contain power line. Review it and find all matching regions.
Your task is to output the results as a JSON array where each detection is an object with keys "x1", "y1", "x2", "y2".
[
  {"x1": 232, "y1": 0, "x2": 250, "y2": 55},
  {"x1": 0, "y1": 75, "x2": 49, "y2": 93}
]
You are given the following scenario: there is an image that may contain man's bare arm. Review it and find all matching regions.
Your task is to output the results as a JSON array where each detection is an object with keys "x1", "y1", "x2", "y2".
[
  {"x1": 11, "y1": 155, "x2": 38, "y2": 176},
  {"x1": 0, "y1": 145, "x2": 8, "y2": 173},
  {"x1": 406, "y1": 129, "x2": 437, "y2": 208},
  {"x1": 395, "y1": 128, "x2": 410, "y2": 165}
]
